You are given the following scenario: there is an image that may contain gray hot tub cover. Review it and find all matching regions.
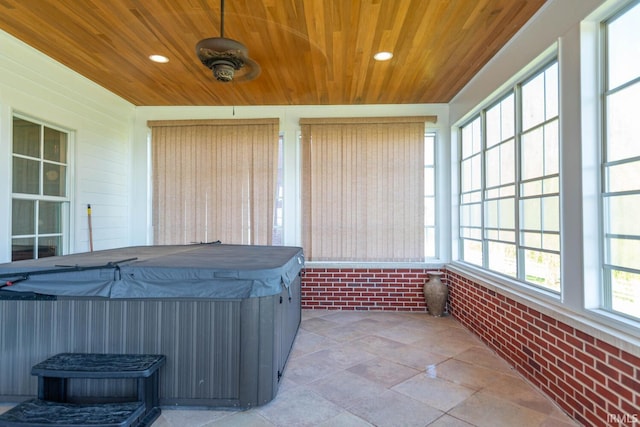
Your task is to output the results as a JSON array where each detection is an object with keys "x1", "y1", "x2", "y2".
[{"x1": 0, "y1": 244, "x2": 305, "y2": 299}]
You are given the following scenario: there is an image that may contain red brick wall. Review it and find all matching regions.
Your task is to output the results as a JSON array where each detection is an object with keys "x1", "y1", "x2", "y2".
[
  {"x1": 301, "y1": 267, "x2": 437, "y2": 311},
  {"x1": 300, "y1": 266, "x2": 640, "y2": 426},
  {"x1": 447, "y1": 270, "x2": 640, "y2": 427}
]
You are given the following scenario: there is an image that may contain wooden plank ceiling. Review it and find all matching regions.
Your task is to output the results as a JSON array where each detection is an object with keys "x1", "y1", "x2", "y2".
[{"x1": 0, "y1": 0, "x2": 546, "y2": 106}]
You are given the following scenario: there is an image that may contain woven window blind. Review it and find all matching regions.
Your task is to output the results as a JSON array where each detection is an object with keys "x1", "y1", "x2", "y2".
[
  {"x1": 300, "y1": 116, "x2": 436, "y2": 262},
  {"x1": 149, "y1": 118, "x2": 279, "y2": 245}
]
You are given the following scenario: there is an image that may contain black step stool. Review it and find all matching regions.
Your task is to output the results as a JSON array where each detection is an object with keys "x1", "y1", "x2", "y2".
[
  {"x1": 0, "y1": 399, "x2": 145, "y2": 427},
  {"x1": 0, "y1": 353, "x2": 165, "y2": 427}
]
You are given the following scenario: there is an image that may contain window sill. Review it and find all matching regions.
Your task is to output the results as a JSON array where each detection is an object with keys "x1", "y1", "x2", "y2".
[{"x1": 304, "y1": 260, "x2": 446, "y2": 269}]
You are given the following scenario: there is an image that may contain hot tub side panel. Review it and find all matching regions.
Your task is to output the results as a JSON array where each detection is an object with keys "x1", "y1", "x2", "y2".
[
  {"x1": 281, "y1": 275, "x2": 302, "y2": 378},
  {"x1": 238, "y1": 275, "x2": 301, "y2": 407},
  {"x1": 0, "y1": 284, "x2": 300, "y2": 408},
  {"x1": 0, "y1": 299, "x2": 242, "y2": 405}
]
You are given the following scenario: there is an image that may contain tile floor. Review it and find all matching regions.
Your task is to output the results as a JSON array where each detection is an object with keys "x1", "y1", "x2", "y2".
[{"x1": 0, "y1": 310, "x2": 580, "y2": 427}]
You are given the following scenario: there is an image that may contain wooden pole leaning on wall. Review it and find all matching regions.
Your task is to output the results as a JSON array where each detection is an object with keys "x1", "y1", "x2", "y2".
[{"x1": 87, "y1": 204, "x2": 94, "y2": 252}]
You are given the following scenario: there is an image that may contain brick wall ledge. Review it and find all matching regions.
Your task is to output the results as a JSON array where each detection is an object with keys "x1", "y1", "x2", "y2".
[
  {"x1": 305, "y1": 261, "x2": 445, "y2": 269},
  {"x1": 447, "y1": 262, "x2": 640, "y2": 358}
]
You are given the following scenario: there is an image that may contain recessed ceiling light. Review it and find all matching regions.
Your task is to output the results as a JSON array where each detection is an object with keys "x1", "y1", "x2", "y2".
[
  {"x1": 373, "y1": 51, "x2": 393, "y2": 61},
  {"x1": 149, "y1": 54, "x2": 169, "y2": 63}
]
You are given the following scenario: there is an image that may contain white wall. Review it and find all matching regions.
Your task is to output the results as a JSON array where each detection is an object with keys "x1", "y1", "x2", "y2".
[{"x1": 0, "y1": 30, "x2": 136, "y2": 262}]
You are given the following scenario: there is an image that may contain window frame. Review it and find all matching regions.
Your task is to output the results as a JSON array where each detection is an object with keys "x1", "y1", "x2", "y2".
[
  {"x1": 424, "y1": 131, "x2": 438, "y2": 259},
  {"x1": 599, "y1": 0, "x2": 640, "y2": 321},
  {"x1": 458, "y1": 57, "x2": 561, "y2": 295},
  {"x1": 11, "y1": 114, "x2": 72, "y2": 261},
  {"x1": 273, "y1": 132, "x2": 285, "y2": 245}
]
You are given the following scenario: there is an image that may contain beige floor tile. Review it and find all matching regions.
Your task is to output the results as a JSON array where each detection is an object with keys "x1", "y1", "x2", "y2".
[
  {"x1": 306, "y1": 370, "x2": 388, "y2": 408},
  {"x1": 301, "y1": 309, "x2": 332, "y2": 320},
  {"x1": 348, "y1": 390, "x2": 443, "y2": 427},
  {"x1": 381, "y1": 344, "x2": 450, "y2": 371},
  {"x1": 355, "y1": 312, "x2": 412, "y2": 330},
  {"x1": 431, "y1": 358, "x2": 509, "y2": 390},
  {"x1": 273, "y1": 373, "x2": 302, "y2": 396},
  {"x1": 201, "y1": 411, "x2": 275, "y2": 427},
  {"x1": 300, "y1": 316, "x2": 341, "y2": 333},
  {"x1": 453, "y1": 346, "x2": 515, "y2": 374},
  {"x1": 448, "y1": 392, "x2": 550, "y2": 427},
  {"x1": 285, "y1": 349, "x2": 346, "y2": 385},
  {"x1": 414, "y1": 336, "x2": 479, "y2": 358},
  {"x1": 305, "y1": 344, "x2": 378, "y2": 370},
  {"x1": 156, "y1": 408, "x2": 230, "y2": 427},
  {"x1": 392, "y1": 374, "x2": 476, "y2": 412},
  {"x1": 396, "y1": 323, "x2": 455, "y2": 342},
  {"x1": 316, "y1": 310, "x2": 369, "y2": 323},
  {"x1": 429, "y1": 414, "x2": 477, "y2": 426},
  {"x1": 433, "y1": 325, "x2": 484, "y2": 344},
  {"x1": 481, "y1": 374, "x2": 568, "y2": 418},
  {"x1": 347, "y1": 357, "x2": 421, "y2": 388},
  {"x1": 313, "y1": 323, "x2": 369, "y2": 342},
  {"x1": 349, "y1": 334, "x2": 409, "y2": 356},
  {"x1": 409, "y1": 315, "x2": 458, "y2": 330},
  {"x1": 289, "y1": 330, "x2": 339, "y2": 358},
  {"x1": 256, "y1": 387, "x2": 342, "y2": 427},
  {"x1": 374, "y1": 323, "x2": 441, "y2": 344},
  {"x1": 539, "y1": 416, "x2": 584, "y2": 427},
  {"x1": 316, "y1": 412, "x2": 374, "y2": 426}
]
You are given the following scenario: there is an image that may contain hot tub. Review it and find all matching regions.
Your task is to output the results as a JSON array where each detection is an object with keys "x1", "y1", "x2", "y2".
[{"x1": 0, "y1": 244, "x2": 304, "y2": 408}]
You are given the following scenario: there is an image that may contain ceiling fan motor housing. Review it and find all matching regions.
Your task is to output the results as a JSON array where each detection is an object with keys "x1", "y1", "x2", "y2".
[
  {"x1": 196, "y1": 37, "x2": 259, "y2": 82},
  {"x1": 212, "y1": 61, "x2": 237, "y2": 82}
]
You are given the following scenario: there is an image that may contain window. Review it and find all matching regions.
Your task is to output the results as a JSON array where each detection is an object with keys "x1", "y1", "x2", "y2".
[
  {"x1": 602, "y1": 1, "x2": 640, "y2": 319},
  {"x1": 301, "y1": 116, "x2": 437, "y2": 262},
  {"x1": 486, "y1": 94, "x2": 516, "y2": 277},
  {"x1": 424, "y1": 132, "x2": 437, "y2": 258},
  {"x1": 520, "y1": 63, "x2": 561, "y2": 291},
  {"x1": 460, "y1": 116, "x2": 483, "y2": 266},
  {"x1": 11, "y1": 116, "x2": 70, "y2": 261},
  {"x1": 273, "y1": 133, "x2": 285, "y2": 245},
  {"x1": 459, "y1": 60, "x2": 560, "y2": 293}
]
